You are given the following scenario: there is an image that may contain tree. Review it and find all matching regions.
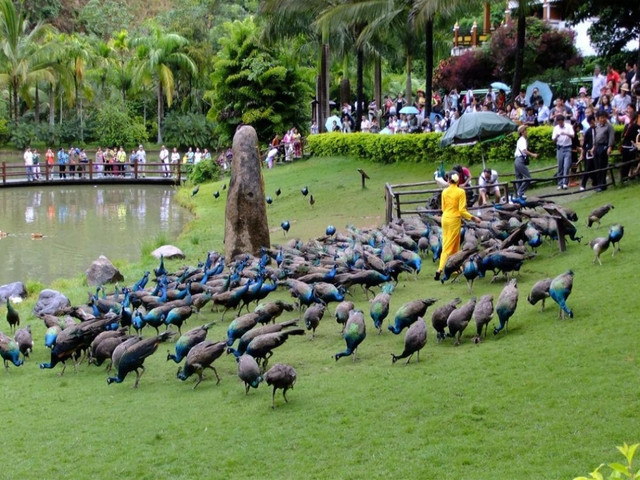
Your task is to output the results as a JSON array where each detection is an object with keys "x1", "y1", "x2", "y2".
[
  {"x1": 0, "y1": 0, "x2": 55, "y2": 123},
  {"x1": 131, "y1": 26, "x2": 197, "y2": 143},
  {"x1": 205, "y1": 17, "x2": 313, "y2": 145},
  {"x1": 564, "y1": 0, "x2": 640, "y2": 67}
]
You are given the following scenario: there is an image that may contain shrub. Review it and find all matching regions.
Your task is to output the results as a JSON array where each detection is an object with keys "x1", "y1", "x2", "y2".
[
  {"x1": 0, "y1": 118, "x2": 10, "y2": 146},
  {"x1": 188, "y1": 158, "x2": 221, "y2": 184},
  {"x1": 10, "y1": 122, "x2": 37, "y2": 150},
  {"x1": 94, "y1": 100, "x2": 148, "y2": 147},
  {"x1": 574, "y1": 442, "x2": 639, "y2": 480},
  {"x1": 162, "y1": 112, "x2": 214, "y2": 150}
]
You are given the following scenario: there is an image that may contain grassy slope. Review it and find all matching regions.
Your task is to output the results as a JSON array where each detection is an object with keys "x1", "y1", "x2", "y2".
[{"x1": 2, "y1": 156, "x2": 639, "y2": 479}]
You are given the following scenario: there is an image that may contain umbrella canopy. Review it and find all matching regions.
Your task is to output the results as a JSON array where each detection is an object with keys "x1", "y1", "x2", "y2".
[
  {"x1": 439, "y1": 112, "x2": 517, "y2": 148},
  {"x1": 526, "y1": 81, "x2": 553, "y2": 107},
  {"x1": 399, "y1": 106, "x2": 419, "y2": 115},
  {"x1": 491, "y1": 81, "x2": 511, "y2": 93},
  {"x1": 325, "y1": 115, "x2": 342, "y2": 132}
]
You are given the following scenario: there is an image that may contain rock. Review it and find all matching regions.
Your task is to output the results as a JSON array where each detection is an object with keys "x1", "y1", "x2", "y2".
[
  {"x1": 225, "y1": 125, "x2": 270, "y2": 259},
  {"x1": 32, "y1": 289, "x2": 71, "y2": 316},
  {"x1": 151, "y1": 245, "x2": 185, "y2": 260},
  {"x1": 0, "y1": 282, "x2": 27, "y2": 302},
  {"x1": 85, "y1": 255, "x2": 124, "y2": 286}
]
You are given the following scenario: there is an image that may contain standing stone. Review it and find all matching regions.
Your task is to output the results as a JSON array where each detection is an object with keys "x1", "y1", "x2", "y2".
[{"x1": 225, "y1": 125, "x2": 270, "y2": 259}]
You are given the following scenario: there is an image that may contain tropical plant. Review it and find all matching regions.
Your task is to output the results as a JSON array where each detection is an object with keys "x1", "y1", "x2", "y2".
[
  {"x1": 10, "y1": 122, "x2": 37, "y2": 149},
  {"x1": 188, "y1": 157, "x2": 221, "y2": 184},
  {"x1": 130, "y1": 26, "x2": 198, "y2": 143},
  {"x1": 162, "y1": 111, "x2": 213, "y2": 150},
  {"x1": 93, "y1": 99, "x2": 148, "y2": 147},
  {"x1": 574, "y1": 443, "x2": 640, "y2": 480}
]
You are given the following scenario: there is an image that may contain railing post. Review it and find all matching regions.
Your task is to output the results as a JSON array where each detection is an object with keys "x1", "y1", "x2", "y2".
[
  {"x1": 177, "y1": 164, "x2": 181, "y2": 184},
  {"x1": 134, "y1": 161, "x2": 138, "y2": 179},
  {"x1": 1, "y1": 161, "x2": 5, "y2": 184},
  {"x1": 89, "y1": 160, "x2": 93, "y2": 181},
  {"x1": 385, "y1": 183, "x2": 393, "y2": 224}
]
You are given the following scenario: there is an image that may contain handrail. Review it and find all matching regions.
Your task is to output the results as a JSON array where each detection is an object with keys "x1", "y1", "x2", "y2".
[{"x1": 1, "y1": 160, "x2": 188, "y2": 186}]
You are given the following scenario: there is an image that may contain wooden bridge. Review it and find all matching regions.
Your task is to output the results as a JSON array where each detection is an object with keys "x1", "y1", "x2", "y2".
[{"x1": 0, "y1": 161, "x2": 190, "y2": 187}]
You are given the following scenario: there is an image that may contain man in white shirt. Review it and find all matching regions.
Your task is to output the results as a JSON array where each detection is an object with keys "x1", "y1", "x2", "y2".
[
  {"x1": 478, "y1": 168, "x2": 501, "y2": 205},
  {"x1": 136, "y1": 144, "x2": 146, "y2": 177},
  {"x1": 551, "y1": 115, "x2": 574, "y2": 189},
  {"x1": 24, "y1": 147, "x2": 34, "y2": 181},
  {"x1": 536, "y1": 99, "x2": 550, "y2": 124},
  {"x1": 591, "y1": 66, "x2": 607, "y2": 105},
  {"x1": 159, "y1": 145, "x2": 169, "y2": 177}
]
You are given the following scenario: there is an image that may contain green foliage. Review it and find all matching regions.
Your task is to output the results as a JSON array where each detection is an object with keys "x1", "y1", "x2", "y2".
[
  {"x1": 188, "y1": 157, "x2": 220, "y2": 184},
  {"x1": 206, "y1": 17, "x2": 313, "y2": 145},
  {"x1": 10, "y1": 122, "x2": 37, "y2": 150},
  {"x1": 0, "y1": 117, "x2": 10, "y2": 145},
  {"x1": 93, "y1": 100, "x2": 148, "y2": 147},
  {"x1": 575, "y1": 443, "x2": 640, "y2": 480},
  {"x1": 78, "y1": 0, "x2": 134, "y2": 39},
  {"x1": 162, "y1": 112, "x2": 214, "y2": 150}
]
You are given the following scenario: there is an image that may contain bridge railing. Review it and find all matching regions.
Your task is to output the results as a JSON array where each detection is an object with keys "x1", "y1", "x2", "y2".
[{"x1": 1, "y1": 160, "x2": 188, "y2": 185}]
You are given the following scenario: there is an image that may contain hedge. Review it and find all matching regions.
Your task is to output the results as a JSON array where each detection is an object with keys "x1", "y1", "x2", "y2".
[{"x1": 306, "y1": 125, "x2": 624, "y2": 166}]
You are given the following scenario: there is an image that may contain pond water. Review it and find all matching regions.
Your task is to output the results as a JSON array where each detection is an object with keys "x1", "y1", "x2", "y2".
[{"x1": 0, "y1": 185, "x2": 192, "y2": 286}]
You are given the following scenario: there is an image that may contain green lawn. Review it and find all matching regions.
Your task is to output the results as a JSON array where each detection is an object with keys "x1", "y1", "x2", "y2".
[{"x1": 2, "y1": 155, "x2": 638, "y2": 479}]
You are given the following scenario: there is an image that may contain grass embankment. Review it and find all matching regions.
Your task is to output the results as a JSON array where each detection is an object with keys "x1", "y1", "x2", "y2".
[{"x1": 2, "y1": 156, "x2": 639, "y2": 479}]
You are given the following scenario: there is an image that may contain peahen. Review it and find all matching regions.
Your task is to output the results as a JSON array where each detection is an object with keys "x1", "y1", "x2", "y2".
[
  {"x1": 228, "y1": 319, "x2": 300, "y2": 358},
  {"x1": 494, "y1": 279, "x2": 519, "y2": 335},
  {"x1": 549, "y1": 270, "x2": 574, "y2": 319},
  {"x1": 255, "y1": 300, "x2": 296, "y2": 325},
  {"x1": 334, "y1": 309, "x2": 366, "y2": 361},
  {"x1": 0, "y1": 332, "x2": 23, "y2": 370},
  {"x1": 237, "y1": 354, "x2": 263, "y2": 394},
  {"x1": 446, "y1": 297, "x2": 476, "y2": 345},
  {"x1": 334, "y1": 301, "x2": 354, "y2": 332},
  {"x1": 391, "y1": 318, "x2": 427, "y2": 365},
  {"x1": 164, "y1": 306, "x2": 195, "y2": 334},
  {"x1": 431, "y1": 298, "x2": 461, "y2": 342},
  {"x1": 168, "y1": 322, "x2": 216, "y2": 363},
  {"x1": 587, "y1": 204, "x2": 614, "y2": 227},
  {"x1": 527, "y1": 278, "x2": 552, "y2": 312},
  {"x1": 473, "y1": 294, "x2": 494, "y2": 342},
  {"x1": 245, "y1": 329, "x2": 305, "y2": 371},
  {"x1": 107, "y1": 331, "x2": 175, "y2": 388},
  {"x1": 588, "y1": 235, "x2": 610, "y2": 265},
  {"x1": 226, "y1": 313, "x2": 260, "y2": 346},
  {"x1": 264, "y1": 363, "x2": 297, "y2": 408},
  {"x1": 303, "y1": 304, "x2": 326, "y2": 339},
  {"x1": 389, "y1": 298, "x2": 438, "y2": 335},
  {"x1": 177, "y1": 340, "x2": 227, "y2": 389},
  {"x1": 88, "y1": 329, "x2": 130, "y2": 370},
  {"x1": 370, "y1": 283, "x2": 394, "y2": 334},
  {"x1": 5, "y1": 298, "x2": 20, "y2": 332},
  {"x1": 14, "y1": 325, "x2": 34, "y2": 359}
]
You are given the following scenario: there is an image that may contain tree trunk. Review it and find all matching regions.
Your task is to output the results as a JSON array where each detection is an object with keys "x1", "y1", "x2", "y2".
[
  {"x1": 425, "y1": 18, "x2": 434, "y2": 117},
  {"x1": 510, "y1": 6, "x2": 526, "y2": 102},
  {"x1": 405, "y1": 52, "x2": 413, "y2": 106},
  {"x1": 340, "y1": 78, "x2": 351, "y2": 110},
  {"x1": 13, "y1": 80, "x2": 19, "y2": 123},
  {"x1": 8, "y1": 83, "x2": 13, "y2": 123},
  {"x1": 374, "y1": 55, "x2": 382, "y2": 117},
  {"x1": 49, "y1": 83, "x2": 55, "y2": 126},
  {"x1": 157, "y1": 82, "x2": 163, "y2": 143},
  {"x1": 319, "y1": 43, "x2": 330, "y2": 132},
  {"x1": 355, "y1": 47, "x2": 364, "y2": 132},
  {"x1": 35, "y1": 82, "x2": 40, "y2": 124}
]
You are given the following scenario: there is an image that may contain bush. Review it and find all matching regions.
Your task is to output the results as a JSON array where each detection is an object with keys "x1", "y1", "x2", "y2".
[
  {"x1": 0, "y1": 118, "x2": 10, "y2": 146},
  {"x1": 94, "y1": 100, "x2": 148, "y2": 147},
  {"x1": 306, "y1": 125, "x2": 625, "y2": 167},
  {"x1": 10, "y1": 122, "x2": 37, "y2": 150},
  {"x1": 162, "y1": 112, "x2": 214, "y2": 150},
  {"x1": 188, "y1": 158, "x2": 221, "y2": 184}
]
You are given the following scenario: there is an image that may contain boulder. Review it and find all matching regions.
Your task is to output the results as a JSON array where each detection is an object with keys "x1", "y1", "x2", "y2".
[
  {"x1": 151, "y1": 245, "x2": 185, "y2": 260},
  {"x1": 0, "y1": 281, "x2": 27, "y2": 302},
  {"x1": 85, "y1": 255, "x2": 124, "y2": 286},
  {"x1": 225, "y1": 125, "x2": 270, "y2": 259},
  {"x1": 32, "y1": 289, "x2": 71, "y2": 316}
]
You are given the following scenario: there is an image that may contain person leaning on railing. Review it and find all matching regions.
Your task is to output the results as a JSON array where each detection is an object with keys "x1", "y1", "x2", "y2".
[{"x1": 514, "y1": 125, "x2": 538, "y2": 200}]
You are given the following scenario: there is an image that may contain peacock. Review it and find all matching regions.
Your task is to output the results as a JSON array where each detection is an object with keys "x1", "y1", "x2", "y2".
[
  {"x1": 107, "y1": 331, "x2": 175, "y2": 388},
  {"x1": 226, "y1": 313, "x2": 260, "y2": 347},
  {"x1": 334, "y1": 309, "x2": 366, "y2": 361},
  {"x1": 88, "y1": 329, "x2": 130, "y2": 370},
  {"x1": 14, "y1": 325, "x2": 34, "y2": 359},
  {"x1": 549, "y1": 270, "x2": 574, "y2": 319},
  {"x1": 446, "y1": 297, "x2": 476, "y2": 345},
  {"x1": 391, "y1": 318, "x2": 427, "y2": 365},
  {"x1": 587, "y1": 204, "x2": 614, "y2": 227},
  {"x1": 255, "y1": 300, "x2": 296, "y2": 325},
  {"x1": 303, "y1": 304, "x2": 326, "y2": 339},
  {"x1": 334, "y1": 301, "x2": 354, "y2": 332},
  {"x1": 527, "y1": 278, "x2": 552, "y2": 312},
  {"x1": 588, "y1": 235, "x2": 610, "y2": 265},
  {"x1": 494, "y1": 278, "x2": 519, "y2": 335},
  {"x1": 237, "y1": 354, "x2": 263, "y2": 394},
  {"x1": 388, "y1": 298, "x2": 438, "y2": 335},
  {"x1": 473, "y1": 294, "x2": 494, "y2": 342},
  {"x1": 5, "y1": 298, "x2": 20, "y2": 332},
  {"x1": 431, "y1": 298, "x2": 461, "y2": 342},
  {"x1": 608, "y1": 224, "x2": 624, "y2": 255},
  {"x1": 168, "y1": 322, "x2": 216, "y2": 363},
  {"x1": 245, "y1": 329, "x2": 305, "y2": 371},
  {"x1": 370, "y1": 283, "x2": 394, "y2": 334},
  {"x1": 264, "y1": 363, "x2": 297, "y2": 408},
  {"x1": 0, "y1": 332, "x2": 23, "y2": 370},
  {"x1": 164, "y1": 305, "x2": 195, "y2": 334},
  {"x1": 177, "y1": 340, "x2": 227, "y2": 389}
]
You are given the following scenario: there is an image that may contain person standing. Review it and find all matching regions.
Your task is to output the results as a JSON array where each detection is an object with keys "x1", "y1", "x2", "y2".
[
  {"x1": 117, "y1": 147, "x2": 127, "y2": 176},
  {"x1": 170, "y1": 147, "x2": 180, "y2": 177},
  {"x1": 136, "y1": 144, "x2": 146, "y2": 177},
  {"x1": 593, "y1": 111, "x2": 615, "y2": 191},
  {"x1": 606, "y1": 65, "x2": 621, "y2": 95},
  {"x1": 24, "y1": 147, "x2": 34, "y2": 181},
  {"x1": 434, "y1": 171, "x2": 481, "y2": 281},
  {"x1": 591, "y1": 66, "x2": 607, "y2": 105},
  {"x1": 552, "y1": 115, "x2": 575, "y2": 189},
  {"x1": 95, "y1": 147, "x2": 104, "y2": 178},
  {"x1": 514, "y1": 125, "x2": 538, "y2": 199},
  {"x1": 57, "y1": 147, "x2": 67, "y2": 179},
  {"x1": 580, "y1": 115, "x2": 597, "y2": 191},
  {"x1": 159, "y1": 144, "x2": 169, "y2": 177},
  {"x1": 620, "y1": 110, "x2": 639, "y2": 182},
  {"x1": 45, "y1": 147, "x2": 54, "y2": 179}
]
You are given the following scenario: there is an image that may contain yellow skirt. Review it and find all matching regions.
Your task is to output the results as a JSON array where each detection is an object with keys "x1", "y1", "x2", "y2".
[{"x1": 438, "y1": 215, "x2": 462, "y2": 272}]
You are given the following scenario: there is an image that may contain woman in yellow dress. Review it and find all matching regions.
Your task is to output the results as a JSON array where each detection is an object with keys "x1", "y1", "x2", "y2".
[{"x1": 434, "y1": 171, "x2": 481, "y2": 281}]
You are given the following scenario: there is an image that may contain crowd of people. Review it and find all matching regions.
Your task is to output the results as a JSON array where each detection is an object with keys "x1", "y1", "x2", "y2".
[{"x1": 22, "y1": 144, "x2": 214, "y2": 180}]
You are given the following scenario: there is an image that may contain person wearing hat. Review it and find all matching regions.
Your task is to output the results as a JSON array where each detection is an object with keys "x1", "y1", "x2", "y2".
[
  {"x1": 514, "y1": 124, "x2": 538, "y2": 199},
  {"x1": 552, "y1": 114, "x2": 575, "y2": 189},
  {"x1": 612, "y1": 83, "x2": 632, "y2": 123},
  {"x1": 434, "y1": 171, "x2": 481, "y2": 281},
  {"x1": 593, "y1": 110, "x2": 615, "y2": 191}
]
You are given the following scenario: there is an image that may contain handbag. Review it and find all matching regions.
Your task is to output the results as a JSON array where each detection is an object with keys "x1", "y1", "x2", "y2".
[{"x1": 518, "y1": 149, "x2": 529, "y2": 165}]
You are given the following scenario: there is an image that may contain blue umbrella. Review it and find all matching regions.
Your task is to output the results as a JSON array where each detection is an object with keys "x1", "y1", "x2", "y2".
[
  {"x1": 325, "y1": 115, "x2": 342, "y2": 132},
  {"x1": 399, "y1": 106, "x2": 419, "y2": 115},
  {"x1": 526, "y1": 81, "x2": 553, "y2": 107},
  {"x1": 491, "y1": 81, "x2": 511, "y2": 93}
]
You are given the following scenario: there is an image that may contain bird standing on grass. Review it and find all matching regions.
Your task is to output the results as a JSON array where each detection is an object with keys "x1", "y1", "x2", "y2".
[
  {"x1": 588, "y1": 235, "x2": 610, "y2": 265},
  {"x1": 14, "y1": 325, "x2": 33, "y2": 358},
  {"x1": 446, "y1": 297, "x2": 476, "y2": 345},
  {"x1": 237, "y1": 354, "x2": 263, "y2": 394},
  {"x1": 549, "y1": 270, "x2": 574, "y2": 319},
  {"x1": 391, "y1": 318, "x2": 427, "y2": 364},
  {"x1": 168, "y1": 322, "x2": 216, "y2": 363},
  {"x1": 177, "y1": 340, "x2": 226, "y2": 388},
  {"x1": 213, "y1": 190, "x2": 220, "y2": 199},
  {"x1": 304, "y1": 304, "x2": 326, "y2": 339},
  {"x1": 191, "y1": 185, "x2": 200, "y2": 197},
  {"x1": 266, "y1": 196, "x2": 273, "y2": 205},
  {"x1": 0, "y1": 332, "x2": 23, "y2": 370},
  {"x1": 473, "y1": 294, "x2": 493, "y2": 342},
  {"x1": 431, "y1": 298, "x2": 460, "y2": 342},
  {"x1": 281, "y1": 220, "x2": 290, "y2": 237},
  {"x1": 334, "y1": 301, "x2": 354, "y2": 332},
  {"x1": 527, "y1": 278, "x2": 552, "y2": 312},
  {"x1": 608, "y1": 224, "x2": 624, "y2": 255},
  {"x1": 309, "y1": 195, "x2": 315, "y2": 208},
  {"x1": 335, "y1": 309, "x2": 366, "y2": 361},
  {"x1": 5, "y1": 298, "x2": 20, "y2": 332},
  {"x1": 389, "y1": 298, "x2": 438, "y2": 335},
  {"x1": 264, "y1": 363, "x2": 297, "y2": 408},
  {"x1": 370, "y1": 283, "x2": 393, "y2": 334},
  {"x1": 494, "y1": 279, "x2": 518, "y2": 335},
  {"x1": 301, "y1": 185, "x2": 309, "y2": 196},
  {"x1": 587, "y1": 204, "x2": 614, "y2": 227}
]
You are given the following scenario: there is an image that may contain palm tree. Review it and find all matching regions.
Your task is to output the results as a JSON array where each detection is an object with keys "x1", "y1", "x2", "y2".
[
  {"x1": 131, "y1": 27, "x2": 197, "y2": 143},
  {"x1": 0, "y1": 0, "x2": 54, "y2": 123}
]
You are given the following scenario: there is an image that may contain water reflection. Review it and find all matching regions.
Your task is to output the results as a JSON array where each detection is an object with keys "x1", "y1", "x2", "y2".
[{"x1": 0, "y1": 185, "x2": 191, "y2": 286}]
